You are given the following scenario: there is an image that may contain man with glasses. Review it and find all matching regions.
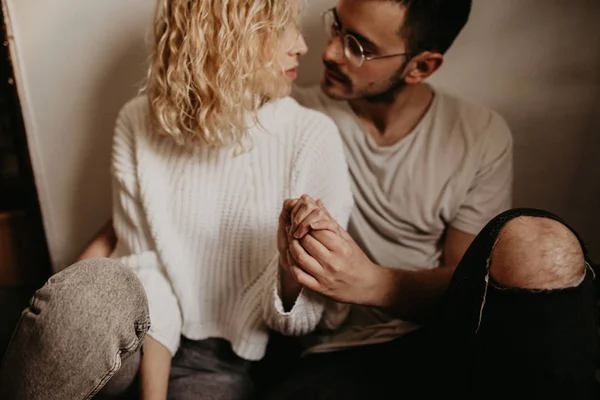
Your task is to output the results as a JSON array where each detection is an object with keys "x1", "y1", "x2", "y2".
[{"x1": 265, "y1": 0, "x2": 598, "y2": 398}]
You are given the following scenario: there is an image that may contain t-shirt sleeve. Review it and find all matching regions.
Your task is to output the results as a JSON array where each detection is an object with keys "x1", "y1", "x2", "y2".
[{"x1": 451, "y1": 112, "x2": 514, "y2": 236}]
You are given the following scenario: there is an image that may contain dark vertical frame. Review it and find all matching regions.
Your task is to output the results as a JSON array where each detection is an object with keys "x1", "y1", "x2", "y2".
[{"x1": 1, "y1": 5, "x2": 52, "y2": 285}]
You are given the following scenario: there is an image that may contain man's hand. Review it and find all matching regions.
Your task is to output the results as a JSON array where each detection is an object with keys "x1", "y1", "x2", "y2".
[
  {"x1": 289, "y1": 195, "x2": 340, "y2": 239},
  {"x1": 278, "y1": 196, "x2": 340, "y2": 310},
  {"x1": 287, "y1": 201, "x2": 391, "y2": 306},
  {"x1": 290, "y1": 206, "x2": 474, "y2": 322}
]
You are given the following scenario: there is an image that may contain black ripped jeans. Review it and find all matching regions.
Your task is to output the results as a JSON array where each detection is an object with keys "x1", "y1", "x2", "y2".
[{"x1": 261, "y1": 208, "x2": 599, "y2": 399}]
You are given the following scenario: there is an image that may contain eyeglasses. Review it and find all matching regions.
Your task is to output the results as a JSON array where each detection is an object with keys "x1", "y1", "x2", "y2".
[{"x1": 321, "y1": 8, "x2": 414, "y2": 67}]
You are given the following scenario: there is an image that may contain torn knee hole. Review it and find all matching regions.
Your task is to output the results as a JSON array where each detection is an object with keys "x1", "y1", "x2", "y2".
[{"x1": 489, "y1": 216, "x2": 586, "y2": 290}]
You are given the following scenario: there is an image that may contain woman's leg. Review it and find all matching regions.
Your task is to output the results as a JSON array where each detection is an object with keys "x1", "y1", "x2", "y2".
[
  {"x1": 168, "y1": 338, "x2": 255, "y2": 400},
  {"x1": 95, "y1": 349, "x2": 141, "y2": 399},
  {"x1": 0, "y1": 258, "x2": 150, "y2": 400},
  {"x1": 434, "y1": 208, "x2": 598, "y2": 398}
]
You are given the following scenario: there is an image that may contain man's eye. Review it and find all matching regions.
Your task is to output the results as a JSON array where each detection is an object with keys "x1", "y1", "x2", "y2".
[{"x1": 362, "y1": 49, "x2": 375, "y2": 56}]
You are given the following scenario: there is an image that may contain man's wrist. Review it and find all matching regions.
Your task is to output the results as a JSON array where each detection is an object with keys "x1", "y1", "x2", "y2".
[{"x1": 364, "y1": 263, "x2": 403, "y2": 309}]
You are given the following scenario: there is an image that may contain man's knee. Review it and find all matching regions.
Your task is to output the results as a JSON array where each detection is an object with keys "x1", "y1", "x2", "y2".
[
  {"x1": 489, "y1": 216, "x2": 586, "y2": 290},
  {"x1": 33, "y1": 258, "x2": 149, "y2": 332}
]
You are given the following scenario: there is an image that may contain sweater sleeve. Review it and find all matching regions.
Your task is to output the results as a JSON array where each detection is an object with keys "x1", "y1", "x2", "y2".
[
  {"x1": 110, "y1": 102, "x2": 182, "y2": 355},
  {"x1": 263, "y1": 109, "x2": 354, "y2": 336}
]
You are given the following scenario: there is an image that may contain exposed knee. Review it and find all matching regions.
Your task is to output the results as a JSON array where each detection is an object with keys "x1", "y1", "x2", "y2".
[{"x1": 489, "y1": 217, "x2": 586, "y2": 290}]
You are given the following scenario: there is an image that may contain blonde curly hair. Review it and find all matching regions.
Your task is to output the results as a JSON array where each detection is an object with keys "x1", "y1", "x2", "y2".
[{"x1": 145, "y1": 0, "x2": 296, "y2": 147}]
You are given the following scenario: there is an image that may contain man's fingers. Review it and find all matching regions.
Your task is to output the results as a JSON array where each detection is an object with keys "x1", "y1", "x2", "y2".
[
  {"x1": 291, "y1": 195, "x2": 310, "y2": 219},
  {"x1": 310, "y1": 229, "x2": 344, "y2": 252},
  {"x1": 291, "y1": 194, "x2": 317, "y2": 214},
  {"x1": 282, "y1": 198, "x2": 299, "y2": 216},
  {"x1": 292, "y1": 208, "x2": 329, "y2": 239},
  {"x1": 338, "y1": 226, "x2": 353, "y2": 241},
  {"x1": 291, "y1": 203, "x2": 315, "y2": 232},
  {"x1": 289, "y1": 239, "x2": 324, "y2": 278},
  {"x1": 299, "y1": 234, "x2": 330, "y2": 262},
  {"x1": 289, "y1": 265, "x2": 321, "y2": 293},
  {"x1": 287, "y1": 250, "x2": 321, "y2": 292},
  {"x1": 291, "y1": 197, "x2": 318, "y2": 235},
  {"x1": 309, "y1": 219, "x2": 339, "y2": 234},
  {"x1": 314, "y1": 199, "x2": 343, "y2": 237}
]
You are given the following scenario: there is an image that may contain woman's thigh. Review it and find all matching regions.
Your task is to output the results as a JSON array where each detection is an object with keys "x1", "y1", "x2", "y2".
[
  {"x1": 96, "y1": 349, "x2": 141, "y2": 399},
  {"x1": 168, "y1": 337, "x2": 255, "y2": 400}
]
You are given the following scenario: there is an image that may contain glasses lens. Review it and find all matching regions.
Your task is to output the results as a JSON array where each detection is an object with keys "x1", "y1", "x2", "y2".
[{"x1": 344, "y1": 35, "x2": 364, "y2": 66}]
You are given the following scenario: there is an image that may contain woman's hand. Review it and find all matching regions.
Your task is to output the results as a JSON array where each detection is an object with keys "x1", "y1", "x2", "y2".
[{"x1": 277, "y1": 199, "x2": 302, "y2": 311}]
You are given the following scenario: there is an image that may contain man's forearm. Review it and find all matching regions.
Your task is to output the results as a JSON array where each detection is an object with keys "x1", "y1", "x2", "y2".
[
  {"x1": 140, "y1": 335, "x2": 172, "y2": 400},
  {"x1": 371, "y1": 264, "x2": 457, "y2": 324}
]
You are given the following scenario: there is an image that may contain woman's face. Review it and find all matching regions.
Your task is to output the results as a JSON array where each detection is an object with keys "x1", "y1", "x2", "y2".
[{"x1": 262, "y1": 2, "x2": 308, "y2": 98}]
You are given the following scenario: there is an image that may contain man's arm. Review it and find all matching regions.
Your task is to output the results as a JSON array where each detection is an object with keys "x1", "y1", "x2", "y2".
[
  {"x1": 287, "y1": 201, "x2": 475, "y2": 324},
  {"x1": 373, "y1": 227, "x2": 474, "y2": 323},
  {"x1": 379, "y1": 111, "x2": 513, "y2": 321},
  {"x1": 288, "y1": 111, "x2": 512, "y2": 323},
  {"x1": 75, "y1": 219, "x2": 117, "y2": 262}
]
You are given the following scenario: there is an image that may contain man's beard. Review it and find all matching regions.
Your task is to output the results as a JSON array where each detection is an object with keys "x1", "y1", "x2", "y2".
[
  {"x1": 361, "y1": 59, "x2": 411, "y2": 104},
  {"x1": 322, "y1": 59, "x2": 410, "y2": 103},
  {"x1": 362, "y1": 71, "x2": 407, "y2": 104}
]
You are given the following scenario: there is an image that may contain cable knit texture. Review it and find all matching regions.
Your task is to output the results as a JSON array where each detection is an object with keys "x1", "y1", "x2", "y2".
[{"x1": 110, "y1": 95, "x2": 353, "y2": 360}]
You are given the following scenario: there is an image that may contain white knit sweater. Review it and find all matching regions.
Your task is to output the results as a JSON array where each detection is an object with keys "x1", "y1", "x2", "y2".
[{"x1": 109, "y1": 96, "x2": 354, "y2": 360}]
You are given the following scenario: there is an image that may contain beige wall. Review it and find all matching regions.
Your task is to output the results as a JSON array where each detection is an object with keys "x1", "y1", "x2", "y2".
[
  {"x1": 3, "y1": 0, "x2": 599, "y2": 271},
  {"x1": 3, "y1": 0, "x2": 154, "y2": 270}
]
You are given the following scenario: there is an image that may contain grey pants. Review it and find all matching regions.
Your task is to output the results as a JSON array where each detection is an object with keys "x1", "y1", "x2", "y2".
[{"x1": 0, "y1": 258, "x2": 255, "y2": 400}]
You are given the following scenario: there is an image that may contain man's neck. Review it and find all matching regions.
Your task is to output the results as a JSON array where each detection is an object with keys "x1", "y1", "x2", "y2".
[{"x1": 348, "y1": 83, "x2": 434, "y2": 147}]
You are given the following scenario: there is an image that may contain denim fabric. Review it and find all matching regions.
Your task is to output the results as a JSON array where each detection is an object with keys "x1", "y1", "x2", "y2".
[
  {"x1": 264, "y1": 208, "x2": 599, "y2": 399},
  {"x1": 0, "y1": 258, "x2": 150, "y2": 400}
]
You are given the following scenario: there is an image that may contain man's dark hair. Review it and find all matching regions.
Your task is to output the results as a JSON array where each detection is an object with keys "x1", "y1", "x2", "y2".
[{"x1": 394, "y1": 0, "x2": 472, "y2": 54}]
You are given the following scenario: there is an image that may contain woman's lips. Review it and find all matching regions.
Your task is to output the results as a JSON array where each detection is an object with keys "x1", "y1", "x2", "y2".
[{"x1": 285, "y1": 68, "x2": 298, "y2": 79}]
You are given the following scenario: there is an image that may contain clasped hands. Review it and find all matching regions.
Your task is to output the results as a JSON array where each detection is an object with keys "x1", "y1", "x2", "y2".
[{"x1": 277, "y1": 195, "x2": 378, "y2": 306}]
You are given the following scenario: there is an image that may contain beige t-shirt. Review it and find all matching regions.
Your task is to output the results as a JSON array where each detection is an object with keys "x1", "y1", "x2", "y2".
[{"x1": 291, "y1": 84, "x2": 513, "y2": 354}]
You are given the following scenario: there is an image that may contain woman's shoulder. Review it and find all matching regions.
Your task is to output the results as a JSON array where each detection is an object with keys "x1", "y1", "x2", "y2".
[
  {"x1": 118, "y1": 95, "x2": 150, "y2": 126},
  {"x1": 113, "y1": 95, "x2": 155, "y2": 147},
  {"x1": 112, "y1": 95, "x2": 154, "y2": 156}
]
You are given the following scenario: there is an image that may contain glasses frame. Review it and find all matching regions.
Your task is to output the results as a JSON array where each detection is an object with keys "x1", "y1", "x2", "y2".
[{"x1": 321, "y1": 8, "x2": 415, "y2": 67}]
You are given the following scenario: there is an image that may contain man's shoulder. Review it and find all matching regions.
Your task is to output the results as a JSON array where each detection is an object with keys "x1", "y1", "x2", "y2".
[
  {"x1": 291, "y1": 84, "x2": 337, "y2": 113},
  {"x1": 283, "y1": 91, "x2": 334, "y2": 126},
  {"x1": 434, "y1": 87, "x2": 512, "y2": 146}
]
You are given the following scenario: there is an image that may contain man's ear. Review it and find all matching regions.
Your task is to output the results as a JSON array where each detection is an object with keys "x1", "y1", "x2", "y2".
[{"x1": 405, "y1": 52, "x2": 444, "y2": 84}]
